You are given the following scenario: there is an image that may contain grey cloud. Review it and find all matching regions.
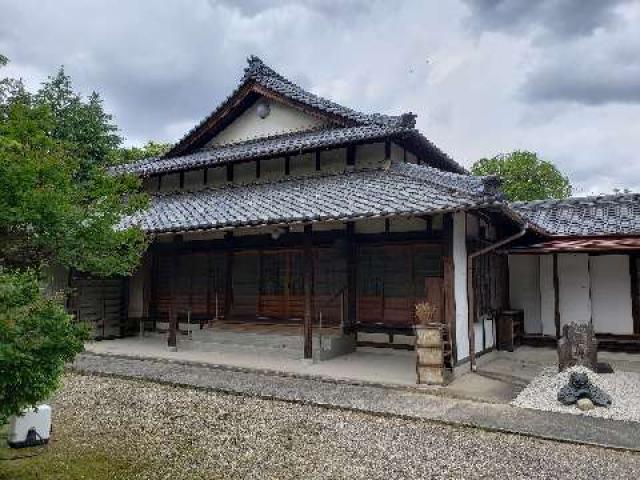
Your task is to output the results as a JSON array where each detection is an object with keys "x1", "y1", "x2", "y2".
[
  {"x1": 462, "y1": 0, "x2": 627, "y2": 38},
  {"x1": 522, "y1": 26, "x2": 640, "y2": 104},
  {"x1": 2, "y1": 0, "x2": 640, "y2": 195}
]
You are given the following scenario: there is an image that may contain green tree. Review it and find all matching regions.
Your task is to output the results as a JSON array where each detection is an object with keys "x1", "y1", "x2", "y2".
[
  {"x1": 35, "y1": 67, "x2": 121, "y2": 170},
  {"x1": 471, "y1": 151, "x2": 571, "y2": 202},
  {"x1": 0, "y1": 270, "x2": 86, "y2": 425},
  {"x1": 0, "y1": 57, "x2": 147, "y2": 424},
  {"x1": 111, "y1": 140, "x2": 172, "y2": 165}
]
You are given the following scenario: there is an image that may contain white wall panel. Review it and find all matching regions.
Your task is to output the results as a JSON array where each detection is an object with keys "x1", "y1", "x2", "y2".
[
  {"x1": 558, "y1": 254, "x2": 591, "y2": 327},
  {"x1": 508, "y1": 255, "x2": 541, "y2": 334},
  {"x1": 590, "y1": 255, "x2": 633, "y2": 334},
  {"x1": 539, "y1": 255, "x2": 556, "y2": 336},
  {"x1": 453, "y1": 212, "x2": 469, "y2": 361}
]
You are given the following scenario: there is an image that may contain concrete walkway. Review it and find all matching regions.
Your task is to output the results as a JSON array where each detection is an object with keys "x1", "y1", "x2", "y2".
[{"x1": 71, "y1": 352, "x2": 640, "y2": 452}]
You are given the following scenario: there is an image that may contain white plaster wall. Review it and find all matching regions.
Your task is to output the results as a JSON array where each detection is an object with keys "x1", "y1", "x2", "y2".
[
  {"x1": 320, "y1": 148, "x2": 346, "y2": 172},
  {"x1": 389, "y1": 216, "x2": 427, "y2": 233},
  {"x1": 206, "y1": 166, "x2": 227, "y2": 187},
  {"x1": 183, "y1": 169, "x2": 204, "y2": 190},
  {"x1": 508, "y1": 255, "x2": 541, "y2": 334},
  {"x1": 260, "y1": 157, "x2": 285, "y2": 181},
  {"x1": 356, "y1": 142, "x2": 385, "y2": 168},
  {"x1": 234, "y1": 162, "x2": 257, "y2": 184},
  {"x1": 590, "y1": 255, "x2": 633, "y2": 334},
  {"x1": 160, "y1": 173, "x2": 180, "y2": 192},
  {"x1": 483, "y1": 316, "x2": 495, "y2": 349},
  {"x1": 558, "y1": 253, "x2": 591, "y2": 326},
  {"x1": 453, "y1": 212, "x2": 469, "y2": 361},
  {"x1": 390, "y1": 143, "x2": 404, "y2": 162},
  {"x1": 539, "y1": 255, "x2": 556, "y2": 336},
  {"x1": 290, "y1": 153, "x2": 315, "y2": 176},
  {"x1": 313, "y1": 221, "x2": 346, "y2": 232},
  {"x1": 208, "y1": 98, "x2": 326, "y2": 146},
  {"x1": 355, "y1": 218, "x2": 386, "y2": 234},
  {"x1": 142, "y1": 176, "x2": 159, "y2": 193},
  {"x1": 432, "y1": 214, "x2": 443, "y2": 231},
  {"x1": 474, "y1": 322, "x2": 483, "y2": 354}
]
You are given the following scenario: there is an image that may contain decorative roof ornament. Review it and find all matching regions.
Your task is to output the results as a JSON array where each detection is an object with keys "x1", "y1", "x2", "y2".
[{"x1": 399, "y1": 112, "x2": 417, "y2": 128}]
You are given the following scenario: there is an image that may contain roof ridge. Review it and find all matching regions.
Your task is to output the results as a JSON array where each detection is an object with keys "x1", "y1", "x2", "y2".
[
  {"x1": 243, "y1": 55, "x2": 410, "y2": 128},
  {"x1": 389, "y1": 161, "x2": 500, "y2": 199},
  {"x1": 512, "y1": 192, "x2": 640, "y2": 209}
]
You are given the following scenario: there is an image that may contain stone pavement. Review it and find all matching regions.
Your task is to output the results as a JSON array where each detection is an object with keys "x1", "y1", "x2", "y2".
[{"x1": 71, "y1": 352, "x2": 640, "y2": 451}]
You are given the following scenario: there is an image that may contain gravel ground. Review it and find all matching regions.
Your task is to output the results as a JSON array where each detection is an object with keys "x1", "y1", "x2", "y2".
[
  {"x1": 512, "y1": 366, "x2": 640, "y2": 422},
  {"x1": 43, "y1": 373, "x2": 640, "y2": 480}
]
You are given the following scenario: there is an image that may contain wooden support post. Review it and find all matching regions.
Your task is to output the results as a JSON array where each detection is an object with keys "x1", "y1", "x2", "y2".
[
  {"x1": 630, "y1": 255, "x2": 640, "y2": 334},
  {"x1": 303, "y1": 224, "x2": 314, "y2": 359},
  {"x1": 553, "y1": 253, "x2": 561, "y2": 340},
  {"x1": 442, "y1": 214, "x2": 456, "y2": 365},
  {"x1": 467, "y1": 254, "x2": 476, "y2": 369},
  {"x1": 168, "y1": 306, "x2": 177, "y2": 350},
  {"x1": 168, "y1": 254, "x2": 179, "y2": 350},
  {"x1": 346, "y1": 222, "x2": 357, "y2": 333},
  {"x1": 224, "y1": 232, "x2": 234, "y2": 320}
]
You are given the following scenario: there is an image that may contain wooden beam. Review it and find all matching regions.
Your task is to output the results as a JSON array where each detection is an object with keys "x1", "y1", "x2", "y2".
[
  {"x1": 255, "y1": 159, "x2": 261, "y2": 179},
  {"x1": 285, "y1": 156, "x2": 290, "y2": 175},
  {"x1": 553, "y1": 253, "x2": 561, "y2": 339},
  {"x1": 303, "y1": 224, "x2": 314, "y2": 359},
  {"x1": 226, "y1": 163, "x2": 234, "y2": 183},
  {"x1": 315, "y1": 151, "x2": 321, "y2": 171},
  {"x1": 630, "y1": 255, "x2": 640, "y2": 334}
]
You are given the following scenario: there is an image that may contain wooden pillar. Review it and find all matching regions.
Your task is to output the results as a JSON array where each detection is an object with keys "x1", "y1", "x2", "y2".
[
  {"x1": 467, "y1": 254, "x2": 476, "y2": 369},
  {"x1": 224, "y1": 232, "x2": 234, "y2": 320},
  {"x1": 168, "y1": 254, "x2": 178, "y2": 350},
  {"x1": 442, "y1": 214, "x2": 457, "y2": 364},
  {"x1": 553, "y1": 253, "x2": 561, "y2": 339},
  {"x1": 630, "y1": 254, "x2": 640, "y2": 334},
  {"x1": 303, "y1": 224, "x2": 314, "y2": 359},
  {"x1": 346, "y1": 222, "x2": 357, "y2": 333}
]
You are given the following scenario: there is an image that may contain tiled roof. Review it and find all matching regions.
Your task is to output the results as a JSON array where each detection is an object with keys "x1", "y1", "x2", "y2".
[
  {"x1": 511, "y1": 193, "x2": 640, "y2": 236},
  {"x1": 111, "y1": 124, "x2": 412, "y2": 177},
  {"x1": 115, "y1": 56, "x2": 466, "y2": 176},
  {"x1": 122, "y1": 162, "x2": 500, "y2": 234}
]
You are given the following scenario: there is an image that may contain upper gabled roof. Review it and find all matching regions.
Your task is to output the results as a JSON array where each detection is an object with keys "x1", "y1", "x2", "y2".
[
  {"x1": 511, "y1": 193, "x2": 640, "y2": 237},
  {"x1": 166, "y1": 56, "x2": 411, "y2": 157},
  {"x1": 112, "y1": 123, "x2": 411, "y2": 176}
]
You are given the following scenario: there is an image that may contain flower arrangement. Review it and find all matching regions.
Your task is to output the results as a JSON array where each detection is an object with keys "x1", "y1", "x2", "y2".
[{"x1": 415, "y1": 302, "x2": 438, "y2": 326}]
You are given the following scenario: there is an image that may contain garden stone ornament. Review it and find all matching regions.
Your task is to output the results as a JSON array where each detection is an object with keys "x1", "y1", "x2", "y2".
[{"x1": 557, "y1": 371, "x2": 611, "y2": 407}]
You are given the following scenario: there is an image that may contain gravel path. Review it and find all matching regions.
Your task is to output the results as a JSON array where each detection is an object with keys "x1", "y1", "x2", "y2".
[
  {"x1": 70, "y1": 353, "x2": 640, "y2": 450},
  {"x1": 49, "y1": 373, "x2": 640, "y2": 480},
  {"x1": 513, "y1": 366, "x2": 640, "y2": 422}
]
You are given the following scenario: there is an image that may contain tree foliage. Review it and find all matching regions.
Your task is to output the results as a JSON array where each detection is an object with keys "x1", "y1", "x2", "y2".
[
  {"x1": 0, "y1": 56, "x2": 148, "y2": 422},
  {"x1": 112, "y1": 140, "x2": 172, "y2": 165},
  {"x1": 471, "y1": 151, "x2": 572, "y2": 202},
  {"x1": 0, "y1": 270, "x2": 86, "y2": 425}
]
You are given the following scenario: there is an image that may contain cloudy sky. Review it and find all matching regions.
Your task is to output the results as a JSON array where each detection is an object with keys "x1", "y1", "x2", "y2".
[{"x1": 1, "y1": 0, "x2": 639, "y2": 195}]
